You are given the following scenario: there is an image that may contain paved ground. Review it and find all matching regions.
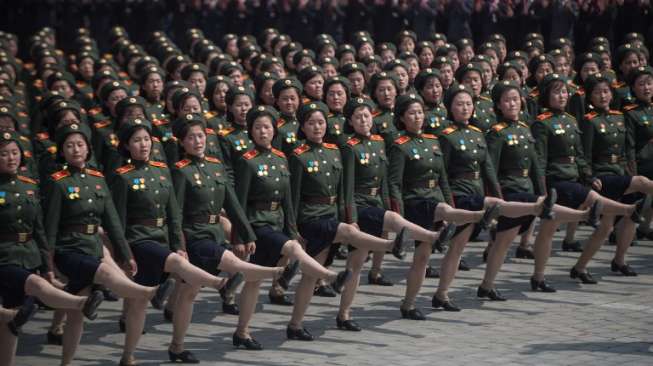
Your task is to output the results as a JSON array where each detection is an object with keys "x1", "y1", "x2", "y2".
[{"x1": 15, "y1": 224, "x2": 653, "y2": 365}]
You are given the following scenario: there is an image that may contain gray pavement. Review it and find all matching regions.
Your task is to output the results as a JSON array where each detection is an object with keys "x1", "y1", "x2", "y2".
[{"x1": 15, "y1": 225, "x2": 653, "y2": 365}]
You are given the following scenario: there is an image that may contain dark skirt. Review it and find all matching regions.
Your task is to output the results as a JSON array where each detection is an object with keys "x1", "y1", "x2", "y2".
[
  {"x1": 597, "y1": 175, "x2": 642, "y2": 203},
  {"x1": 54, "y1": 250, "x2": 102, "y2": 294},
  {"x1": 549, "y1": 181, "x2": 590, "y2": 209},
  {"x1": 0, "y1": 265, "x2": 34, "y2": 308},
  {"x1": 186, "y1": 239, "x2": 226, "y2": 276},
  {"x1": 404, "y1": 199, "x2": 440, "y2": 230},
  {"x1": 298, "y1": 215, "x2": 340, "y2": 258},
  {"x1": 452, "y1": 195, "x2": 485, "y2": 236},
  {"x1": 131, "y1": 240, "x2": 172, "y2": 287},
  {"x1": 251, "y1": 226, "x2": 290, "y2": 267},
  {"x1": 495, "y1": 192, "x2": 537, "y2": 234},
  {"x1": 357, "y1": 206, "x2": 386, "y2": 238}
]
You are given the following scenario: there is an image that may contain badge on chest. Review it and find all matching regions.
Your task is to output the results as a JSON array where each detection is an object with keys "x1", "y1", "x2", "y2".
[
  {"x1": 67, "y1": 186, "x2": 80, "y2": 199},
  {"x1": 132, "y1": 178, "x2": 146, "y2": 190},
  {"x1": 257, "y1": 164, "x2": 269, "y2": 176},
  {"x1": 307, "y1": 160, "x2": 320, "y2": 173},
  {"x1": 0, "y1": 191, "x2": 5, "y2": 204},
  {"x1": 359, "y1": 152, "x2": 370, "y2": 165}
]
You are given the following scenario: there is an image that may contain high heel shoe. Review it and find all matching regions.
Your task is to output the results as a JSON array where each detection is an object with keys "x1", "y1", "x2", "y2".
[
  {"x1": 82, "y1": 290, "x2": 104, "y2": 320},
  {"x1": 368, "y1": 271, "x2": 393, "y2": 286},
  {"x1": 168, "y1": 349, "x2": 199, "y2": 363},
  {"x1": 539, "y1": 188, "x2": 557, "y2": 220},
  {"x1": 150, "y1": 278, "x2": 174, "y2": 310},
  {"x1": 286, "y1": 326, "x2": 314, "y2": 341},
  {"x1": 611, "y1": 260, "x2": 637, "y2": 276},
  {"x1": 8, "y1": 297, "x2": 37, "y2": 336},
  {"x1": 399, "y1": 307, "x2": 426, "y2": 320},
  {"x1": 431, "y1": 296, "x2": 461, "y2": 311},
  {"x1": 164, "y1": 308, "x2": 174, "y2": 322},
  {"x1": 331, "y1": 269, "x2": 352, "y2": 294},
  {"x1": 479, "y1": 203, "x2": 502, "y2": 230},
  {"x1": 477, "y1": 286, "x2": 507, "y2": 301},
  {"x1": 570, "y1": 266, "x2": 598, "y2": 284},
  {"x1": 336, "y1": 316, "x2": 362, "y2": 331},
  {"x1": 514, "y1": 246, "x2": 535, "y2": 259},
  {"x1": 392, "y1": 227, "x2": 408, "y2": 259},
  {"x1": 233, "y1": 333, "x2": 263, "y2": 350},
  {"x1": 530, "y1": 277, "x2": 556, "y2": 292},
  {"x1": 277, "y1": 261, "x2": 300, "y2": 290},
  {"x1": 433, "y1": 222, "x2": 457, "y2": 253},
  {"x1": 46, "y1": 330, "x2": 63, "y2": 345}
]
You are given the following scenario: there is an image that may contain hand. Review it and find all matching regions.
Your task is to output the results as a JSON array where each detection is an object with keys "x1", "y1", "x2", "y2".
[
  {"x1": 123, "y1": 259, "x2": 138, "y2": 277},
  {"x1": 176, "y1": 250, "x2": 189, "y2": 261},
  {"x1": 44, "y1": 271, "x2": 56, "y2": 283},
  {"x1": 244, "y1": 241, "x2": 257, "y2": 255},
  {"x1": 233, "y1": 243, "x2": 246, "y2": 258},
  {"x1": 591, "y1": 178, "x2": 603, "y2": 191}
]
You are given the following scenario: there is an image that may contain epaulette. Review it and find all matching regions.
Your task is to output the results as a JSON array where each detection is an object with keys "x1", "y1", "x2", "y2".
[
  {"x1": 205, "y1": 156, "x2": 221, "y2": 163},
  {"x1": 218, "y1": 127, "x2": 235, "y2": 136},
  {"x1": 468, "y1": 125, "x2": 482, "y2": 132},
  {"x1": 86, "y1": 168, "x2": 104, "y2": 177},
  {"x1": 175, "y1": 159, "x2": 191, "y2": 168},
  {"x1": 76, "y1": 80, "x2": 87, "y2": 89},
  {"x1": 33, "y1": 79, "x2": 43, "y2": 89},
  {"x1": 302, "y1": 97, "x2": 311, "y2": 104},
  {"x1": 17, "y1": 111, "x2": 28, "y2": 118},
  {"x1": 51, "y1": 169, "x2": 70, "y2": 181},
  {"x1": 115, "y1": 164, "x2": 135, "y2": 175},
  {"x1": 518, "y1": 122, "x2": 530, "y2": 128},
  {"x1": 149, "y1": 161, "x2": 168, "y2": 168},
  {"x1": 323, "y1": 142, "x2": 338, "y2": 149},
  {"x1": 24, "y1": 62, "x2": 34, "y2": 71},
  {"x1": 94, "y1": 120, "x2": 111, "y2": 129},
  {"x1": 243, "y1": 149, "x2": 259, "y2": 160},
  {"x1": 347, "y1": 137, "x2": 360, "y2": 146},
  {"x1": 394, "y1": 135, "x2": 411, "y2": 145},
  {"x1": 17, "y1": 175, "x2": 37, "y2": 184},
  {"x1": 529, "y1": 88, "x2": 540, "y2": 98},
  {"x1": 623, "y1": 104, "x2": 638, "y2": 112},
  {"x1": 271, "y1": 148, "x2": 286, "y2": 158},
  {"x1": 575, "y1": 87, "x2": 585, "y2": 96},
  {"x1": 204, "y1": 111, "x2": 217, "y2": 119},
  {"x1": 370, "y1": 134, "x2": 384, "y2": 141},
  {"x1": 564, "y1": 112, "x2": 576, "y2": 120},
  {"x1": 89, "y1": 107, "x2": 102, "y2": 116},
  {"x1": 205, "y1": 128, "x2": 216, "y2": 135},
  {"x1": 479, "y1": 95, "x2": 491, "y2": 102},
  {"x1": 442, "y1": 126, "x2": 457, "y2": 135},
  {"x1": 537, "y1": 111, "x2": 553, "y2": 121},
  {"x1": 584, "y1": 111, "x2": 598, "y2": 120},
  {"x1": 293, "y1": 144, "x2": 310, "y2": 155},
  {"x1": 422, "y1": 133, "x2": 437, "y2": 139},
  {"x1": 23, "y1": 150, "x2": 32, "y2": 158},
  {"x1": 276, "y1": 118, "x2": 286, "y2": 128},
  {"x1": 55, "y1": 49, "x2": 64, "y2": 57},
  {"x1": 371, "y1": 109, "x2": 382, "y2": 118},
  {"x1": 152, "y1": 118, "x2": 168, "y2": 126},
  {"x1": 611, "y1": 80, "x2": 625, "y2": 89},
  {"x1": 36, "y1": 132, "x2": 49, "y2": 141},
  {"x1": 47, "y1": 146, "x2": 57, "y2": 154},
  {"x1": 152, "y1": 136, "x2": 160, "y2": 142},
  {"x1": 609, "y1": 110, "x2": 623, "y2": 115},
  {"x1": 118, "y1": 71, "x2": 129, "y2": 79},
  {"x1": 491, "y1": 122, "x2": 508, "y2": 132}
]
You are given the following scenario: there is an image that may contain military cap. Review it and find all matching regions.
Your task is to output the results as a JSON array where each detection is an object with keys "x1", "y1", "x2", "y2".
[
  {"x1": 99, "y1": 80, "x2": 127, "y2": 102},
  {"x1": 627, "y1": 65, "x2": 653, "y2": 87},
  {"x1": 206, "y1": 75, "x2": 235, "y2": 100},
  {"x1": 443, "y1": 84, "x2": 474, "y2": 111},
  {"x1": 343, "y1": 97, "x2": 375, "y2": 120},
  {"x1": 297, "y1": 101, "x2": 329, "y2": 125},
  {"x1": 46, "y1": 71, "x2": 76, "y2": 91},
  {"x1": 575, "y1": 52, "x2": 603, "y2": 72},
  {"x1": 115, "y1": 96, "x2": 147, "y2": 121},
  {"x1": 298, "y1": 65, "x2": 324, "y2": 85},
  {"x1": 246, "y1": 105, "x2": 279, "y2": 139},
  {"x1": 394, "y1": 93, "x2": 424, "y2": 119},
  {"x1": 376, "y1": 42, "x2": 397, "y2": 54},
  {"x1": 323, "y1": 76, "x2": 351, "y2": 98},
  {"x1": 225, "y1": 85, "x2": 254, "y2": 106},
  {"x1": 455, "y1": 63, "x2": 483, "y2": 83},
  {"x1": 414, "y1": 68, "x2": 442, "y2": 91},
  {"x1": 339, "y1": 62, "x2": 366, "y2": 77},
  {"x1": 368, "y1": 71, "x2": 399, "y2": 97},
  {"x1": 537, "y1": 73, "x2": 567, "y2": 107},
  {"x1": 335, "y1": 44, "x2": 355, "y2": 59},
  {"x1": 383, "y1": 58, "x2": 409, "y2": 72},
  {"x1": 497, "y1": 61, "x2": 523, "y2": 80},
  {"x1": 171, "y1": 87, "x2": 202, "y2": 112},
  {"x1": 55, "y1": 122, "x2": 93, "y2": 161},
  {"x1": 491, "y1": 80, "x2": 522, "y2": 107},
  {"x1": 293, "y1": 49, "x2": 317, "y2": 67},
  {"x1": 272, "y1": 78, "x2": 303, "y2": 99},
  {"x1": 172, "y1": 113, "x2": 206, "y2": 140},
  {"x1": 139, "y1": 65, "x2": 166, "y2": 85},
  {"x1": 180, "y1": 63, "x2": 208, "y2": 81},
  {"x1": 117, "y1": 117, "x2": 153, "y2": 157},
  {"x1": 583, "y1": 72, "x2": 614, "y2": 98}
]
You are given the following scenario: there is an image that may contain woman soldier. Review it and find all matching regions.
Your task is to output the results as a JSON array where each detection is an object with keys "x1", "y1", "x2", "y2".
[
  {"x1": 44, "y1": 123, "x2": 170, "y2": 366},
  {"x1": 531, "y1": 73, "x2": 647, "y2": 285},
  {"x1": 287, "y1": 101, "x2": 408, "y2": 340},
  {"x1": 203, "y1": 75, "x2": 233, "y2": 132},
  {"x1": 341, "y1": 96, "x2": 457, "y2": 324},
  {"x1": 272, "y1": 78, "x2": 303, "y2": 157},
  {"x1": 369, "y1": 71, "x2": 400, "y2": 147},
  {"x1": 170, "y1": 113, "x2": 285, "y2": 362},
  {"x1": 482, "y1": 81, "x2": 602, "y2": 296},
  {"x1": 578, "y1": 73, "x2": 653, "y2": 277},
  {"x1": 218, "y1": 85, "x2": 255, "y2": 185},
  {"x1": 568, "y1": 53, "x2": 603, "y2": 125},
  {"x1": 110, "y1": 117, "x2": 234, "y2": 365},
  {"x1": 323, "y1": 76, "x2": 351, "y2": 147},
  {"x1": 254, "y1": 72, "x2": 278, "y2": 108},
  {"x1": 0, "y1": 131, "x2": 104, "y2": 366},
  {"x1": 232, "y1": 105, "x2": 348, "y2": 349},
  {"x1": 414, "y1": 68, "x2": 450, "y2": 136}
]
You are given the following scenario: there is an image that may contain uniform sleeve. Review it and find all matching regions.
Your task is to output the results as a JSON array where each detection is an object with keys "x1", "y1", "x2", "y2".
[
  {"x1": 580, "y1": 117, "x2": 595, "y2": 177},
  {"x1": 108, "y1": 174, "x2": 128, "y2": 230},
  {"x1": 100, "y1": 181, "x2": 132, "y2": 264},
  {"x1": 281, "y1": 162, "x2": 300, "y2": 239},
  {"x1": 387, "y1": 144, "x2": 405, "y2": 215},
  {"x1": 163, "y1": 140, "x2": 180, "y2": 165},
  {"x1": 223, "y1": 183, "x2": 257, "y2": 243},
  {"x1": 341, "y1": 144, "x2": 358, "y2": 224},
  {"x1": 481, "y1": 146, "x2": 502, "y2": 198},
  {"x1": 529, "y1": 142, "x2": 547, "y2": 196},
  {"x1": 165, "y1": 170, "x2": 185, "y2": 252},
  {"x1": 625, "y1": 111, "x2": 637, "y2": 170},
  {"x1": 380, "y1": 157, "x2": 391, "y2": 210},
  {"x1": 289, "y1": 154, "x2": 303, "y2": 220},
  {"x1": 43, "y1": 179, "x2": 62, "y2": 250},
  {"x1": 568, "y1": 93, "x2": 585, "y2": 125},
  {"x1": 485, "y1": 129, "x2": 504, "y2": 173},
  {"x1": 171, "y1": 167, "x2": 187, "y2": 213},
  {"x1": 576, "y1": 119, "x2": 593, "y2": 182},
  {"x1": 234, "y1": 156, "x2": 253, "y2": 210},
  {"x1": 218, "y1": 134, "x2": 236, "y2": 185},
  {"x1": 531, "y1": 120, "x2": 549, "y2": 173},
  {"x1": 32, "y1": 197, "x2": 51, "y2": 273}
]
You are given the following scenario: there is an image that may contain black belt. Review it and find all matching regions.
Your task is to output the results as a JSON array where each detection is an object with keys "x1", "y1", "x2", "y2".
[
  {"x1": 302, "y1": 196, "x2": 337, "y2": 205},
  {"x1": 355, "y1": 187, "x2": 380, "y2": 195},
  {"x1": 0, "y1": 232, "x2": 32, "y2": 243},
  {"x1": 552, "y1": 156, "x2": 576, "y2": 164},
  {"x1": 406, "y1": 179, "x2": 439, "y2": 189},
  {"x1": 61, "y1": 224, "x2": 99, "y2": 235},
  {"x1": 504, "y1": 169, "x2": 530, "y2": 177},
  {"x1": 250, "y1": 201, "x2": 281, "y2": 211},
  {"x1": 127, "y1": 217, "x2": 166, "y2": 227},
  {"x1": 596, "y1": 154, "x2": 621, "y2": 164},
  {"x1": 451, "y1": 171, "x2": 480, "y2": 180},
  {"x1": 185, "y1": 214, "x2": 220, "y2": 224}
]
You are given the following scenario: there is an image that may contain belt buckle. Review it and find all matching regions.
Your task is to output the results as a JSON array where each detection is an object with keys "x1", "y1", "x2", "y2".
[
  {"x1": 156, "y1": 218, "x2": 164, "y2": 227},
  {"x1": 208, "y1": 214, "x2": 217, "y2": 224},
  {"x1": 473, "y1": 171, "x2": 480, "y2": 180},
  {"x1": 86, "y1": 224, "x2": 95, "y2": 234},
  {"x1": 18, "y1": 233, "x2": 27, "y2": 242},
  {"x1": 270, "y1": 201, "x2": 279, "y2": 210},
  {"x1": 569, "y1": 156, "x2": 575, "y2": 163},
  {"x1": 611, "y1": 155, "x2": 618, "y2": 163},
  {"x1": 428, "y1": 179, "x2": 436, "y2": 188},
  {"x1": 329, "y1": 196, "x2": 336, "y2": 205},
  {"x1": 522, "y1": 169, "x2": 529, "y2": 177},
  {"x1": 370, "y1": 187, "x2": 378, "y2": 195}
]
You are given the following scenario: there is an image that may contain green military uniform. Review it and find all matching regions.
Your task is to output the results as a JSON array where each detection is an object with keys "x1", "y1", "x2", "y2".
[
  {"x1": 423, "y1": 102, "x2": 450, "y2": 136},
  {"x1": 581, "y1": 109, "x2": 627, "y2": 177},
  {"x1": 624, "y1": 100, "x2": 653, "y2": 177},
  {"x1": 472, "y1": 95, "x2": 496, "y2": 132},
  {"x1": 218, "y1": 123, "x2": 252, "y2": 184},
  {"x1": 274, "y1": 112, "x2": 301, "y2": 156},
  {"x1": 371, "y1": 106, "x2": 398, "y2": 147},
  {"x1": 325, "y1": 111, "x2": 348, "y2": 147},
  {"x1": 342, "y1": 133, "x2": 390, "y2": 210},
  {"x1": 150, "y1": 113, "x2": 180, "y2": 165},
  {"x1": 205, "y1": 110, "x2": 230, "y2": 134}
]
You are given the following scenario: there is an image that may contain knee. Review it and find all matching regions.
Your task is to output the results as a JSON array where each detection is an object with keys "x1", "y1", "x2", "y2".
[
  {"x1": 284, "y1": 240, "x2": 302, "y2": 256},
  {"x1": 26, "y1": 274, "x2": 48, "y2": 293},
  {"x1": 341, "y1": 223, "x2": 356, "y2": 238}
]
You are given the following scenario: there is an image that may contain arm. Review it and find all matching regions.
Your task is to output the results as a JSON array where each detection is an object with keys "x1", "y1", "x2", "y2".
[
  {"x1": 485, "y1": 129, "x2": 504, "y2": 173},
  {"x1": 289, "y1": 154, "x2": 303, "y2": 221},
  {"x1": 223, "y1": 184, "x2": 257, "y2": 243},
  {"x1": 101, "y1": 184, "x2": 132, "y2": 264},
  {"x1": 108, "y1": 173, "x2": 128, "y2": 230},
  {"x1": 387, "y1": 144, "x2": 405, "y2": 215},
  {"x1": 43, "y1": 179, "x2": 62, "y2": 251},
  {"x1": 171, "y1": 168, "x2": 187, "y2": 215},
  {"x1": 166, "y1": 175, "x2": 185, "y2": 252},
  {"x1": 341, "y1": 145, "x2": 357, "y2": 224},
  {"x1": 624, "y1": 112, "x2": 638, "y2": 175},
  {"x1": 530, "y1": 121, "x2": 549, "y2": 174},
  {"x1": 33, "y1": 199, "x2": 51, "y2": 273}
]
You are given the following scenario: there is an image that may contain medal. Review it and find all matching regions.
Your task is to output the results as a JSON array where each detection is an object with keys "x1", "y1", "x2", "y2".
[
  {"x1": 307, "y1": 160, "x2": 319, "y2": 173},
  {"x1": 67, "y1": 186, "x2": 80, "y2": 199},
  {"x1": 132, "y1": 178, "x2": 145, "y2": 190},
  {"x1": 0, "y1": 191, "x2": 5, "y2": 204},
  {"x1": 459, "y1": 139, "x2": 466, "y2": 151},
  {"x1": 257, "y1": 164, "x2": 269, "y2": 176},
  {"x1": 235, "y1": 139, "x2": 243, "y2": 151},
  {"x1": 599, "y1": 123, "x2": 606, "y2": 133},
  {"x1": 411, "y1": 148, "x2": 421, "y2": 159},
  {"x1": 359, "y1": 152, "x2": 369, "y2": 165},
  {"x1": 194, "y1": 173, "x2": 202, "y2": 185},
  {"x1": 286, "y1": 132, "x2": 296, "y2": 143}
]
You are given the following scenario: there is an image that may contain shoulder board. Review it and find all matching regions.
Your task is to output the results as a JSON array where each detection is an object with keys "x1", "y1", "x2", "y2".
[
  {"x1": 152, "y1": 118, "x2": 168, "y2": 126},
  {"x1": 205, "y1": 156, "x2": 221, "y2": 164},
  {"x1": 115, "y1": 164, "x2": 135, "y2": 175},
  {"x1": 468, "y1": 125, "x2": 482, "y2": 132},
  {"x1": 205, "y1": 128, "x2": 216, "y2": 135},
  {"x1": 76, "y1": 80, "x2": 87, "y2": 89},
  {"x1": 370, "y1": 134, "x2": 384, "y2": 141},
  {"x1": 17, "y1": 175, "x2": 37, "y2": 184},
  {"x1": 479, "y1": 95, "x2": 491, "y2": 102},
  {"x1": 23, "y1": 150, "x2": 32, "y2": 158},
  {"x1": 33, "y1": 79, "x2": 43, "y2": 89},
  {"x1": 529, "y1": 88, "x2": 540, "y2": 98},
  {"x1": 118, "y1": 71, "x2": 129, "y2": 79},
  {"x1": 323, "y1": 142, "x2": 338, "y2": 149},
  {"x1": 17, "y1": 111, "x2": 28, "y2": 118},
  {"x1": 293, "y1": 144, "x2": 310, "y2": 155},
  {"x1": 36, "y1": 132, "x2": 49, "y2": 140},
  {"x1": 271, "y1": 148, "x2": 286, "y2": 158},
  {"x1": 623, "y1": 104, "x2": 638, "y2": 112},
  {"x1": 609, "y1": 110, "x2": 623, "y2": 115},
  {"x1": 611, "y1": 80, "x2": 625, "y2": 88},
  {"x1": 151, "y1": 136, "x2": 161, "y2": 142},
  {"x1": 243, "y1": 149, "x2": 259, "y2": 160},
  {"x1": 204, "y1": 111, "x2": 217, "y2": 119},
  {"x1": 47, "y1": 146, "x2": 57, "y2": 154},
  {"x1": 24, "y1": 62, "x2": 34, "y2": 71},
  {"x1": 518, "y1": 122, "x2": 530, "y2": 128},
  {"x1": 175, "y1": 159, "x2": 191, "y2": 168},
  {"x1": 51, "y1": 169, "x2": 70, "y2": 181},
  {"x1": 276, "y1": 118, "x2": 286, "y2": 127},
  {"x1": 563, "y1": 112, "x2": 576, "y2": 120},
  {"x1": 576, "y1": 88, "x2": 585, "y2": 96},
  {"x1": 19, "y1": 136, "x2": 29, "y2": 142},
  {"x1": 347, "y1": 137, "x2": 360, "y2": 146},
  {"x1": 537, "y1": 112, "x2": 553, "y2": 121},
  {"x1": 218, "y1": 127, "x2": 235, "y2": 136},
  {"x1": 327, "y1": 112, "x2": 334, "y2": 118},
  {"x1": 371, "y1": 109, "x2": 382, "y2": 118},
  {"x1": 302, "y1": 97, "x2": 311, "y2": 105},
  {"x1": 442, "y1": 126, "x2": 457, "y2": 135},
  {"x1": 94, "y1": 120, "x2": 111, "y2": 129},
  {"x1": 394, "y1": 135, "x2": 411, "y2": 145},
  {"x1": 86, "y1": 169, "x2": 104, "y2": 177},
  {"x1": 422, "y1": 133, "x2": 437, "y2": 139},
  {"x1": 491, "y1": 122, "x2": 508, "y2": 132},
  {"x1": 149, "y1": 161, "x2": 168, "y2": 168},
  {"x1": 584, "y1": 111, "x2": 598, "y2": 120},
  {"x1": 89, "y1": 107, "x2": 102, "y2": 116}
]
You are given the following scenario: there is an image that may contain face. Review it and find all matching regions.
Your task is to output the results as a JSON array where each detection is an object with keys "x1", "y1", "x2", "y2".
[
  {"x1": 323, "y1": 64, "x2": 338, "y2": 79},
  {"x1": 144, "y1": 73, "x2": 163, "y2": 101},
  {"x1": 421, "y1": 77, "x2": 443, "y2": 104},
  {"x1": 399, "y1": 37, "x2": 415, "y2": 53},
  {"x1": 548, "y1": 81, "x2": 569, "y2": 110},
  {"x1": 366, "y1": 62, "x2": 381, "y2": 76},
  {"x1": 419, "y1": 47, "x2": 434, "y2": 69},
  {"x1": 589, "y1": 82, "x2": 612, "y2": 110},
  {"x1": 301, "y1": 111, "x2": 327, "y2": 143},
  {"x1": 401, "y1": 102, "x2": 425, "y2": 133},
  {"x1": 349, "y1": 106, "x2": 373, "y2": 136},
  {"x1": 580, "y1": 62, "x2": 600, "y2": 82},
  {"x1": 485, "y1": 50, "x2": 499, "y2": 71},
  {"x1": 439, "y1": 64, "x2": 454, "y2": 87},
  {"x1": 229, "y1": 69, "x2": 243, "y2": 86},
  {"x1": 0, "y1": 141, "x2": 20, "y2": 174},
  {"x1": 79, "y1": 58, "x2": 94, "y2": 79},
  {"x1": 600, "y1": 52, "x2": 612, "y2": 70},
  {"x1": 620, "y1": 52, "x2": 640, "y2": 76},
  {"x1": 62, "y1": 133, "x2": 88, "y2": 168},
  {"x1": 374, "y1": 79, "x2": 397, "y2": 109},
  {"x1": 516, "y1": 59, "x2": 529, "y2": 80},
  {"x1": 56, "y1": 110, "x2": 80, "y2": 129},
  {"x1": 182, "y1": 124, "x2": 206, "y2": 157},
  {"x1": 226, "y1": 39, "x2": 239, "y2": 58},
  {"x1": 251, "y1": 116, "x2": 275, "y2": 148},
  {"x1": 188, "y1": 71, "x2": 206, "y2": 94},
  {"x1": 450, "y1": 92, "x2": 474, "y2": 122},
  {"x1": 0, "y1": 117, "x2": 14, "y2": 130},
  {"x1": 296, "y1": 57, "x2": 314, "y2": 72},
  {"x1": 502, "y1": 68, "x2": 522, "y2": 84},
  {"x1": 127, "y1": 127, "x2": 151, "y2": 161},
  {"x1": 406, "y1": 58, "x2": 419, "y2": 81},
  {"x1": 259, "y1": 80, "x2": 275, "y2": 106},
  {"x1": 107, "y1": 89, "x2": 128, "y2": 117},
  {"x1": 121, "y1": 105, "x2": 146, "y2": 124},
  {"x1": 347, "y1": 71, "x2": 365, "y2": 96},
  {"x1": 320, "y1": 45, "x2": 335, "y2": 59},
  {"x1": 535, "y1": 62, "x2": 553, "y2": 83},
  {"x1": 212, "y1": 82, "x2": 229, "y2": 110},
  {"x1": 357, "y1": 43, "x2": 374, "y2": 60},
  {"x1": 277, "y1": 88, "x2": 300, "y2": 115},
  {"x1": 230, "y1": 94, "x2": 253, "y2": 124},
  {"x1": 380, "y1": 50, "x2": 395, "y2": 65},
  {"x1": 479, "y1": 62, "x2": 493, "y2": 88},
  {"x1": 304, "y1": 74, "x2": 324, "y2": 100},
  {"x1": 393, "y1": 66, "x2": 409, "y2": 91},
  {"x1": 326, "y1": 83, "x2": 347, "y2": 112},
  {"x1": 633, "y1": 74, "x2": 653, "y2": 102},
  {"x1": 270, "y1": 63, "x2": 286, "y2": 78},
  {"x1": 462, "y1": 71, "x2": 483, "y2": 97},
  {"x1": 459, "y1": 46, "x2": 474, "y2": 65},
  {"x1": 339, "y1": 52, "x2": 356, "y2": 67},
  {"x1": 498, "y1": 89, "x2": 521, "y2": 120},
  {"x1": 180, "y1": 96, "x2": 202, "y2": 115},
  {"x1": 554, "y1": 55, "x2": 571, "y2": 77},
  {"x1": 52, "y1": 80, "x2": 74, "y2": 99}
]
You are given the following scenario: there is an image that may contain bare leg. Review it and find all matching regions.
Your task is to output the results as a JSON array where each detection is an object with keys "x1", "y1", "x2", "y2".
[
  {"x1": 61, "y1": 288, "x2": 90, "y2": 366},
  {"x1": 338, "y1": 249, "x2": 368, "y2": 320},
  {"x1": 402, "y1": 241, "x2": 433, "y2": 309},
  {"x1": 480, "y1": 227, "x2": 521, "y2": 289},
  {"x1": 169, "y1": 283, "x2": 201, "y2": 354},
  {"x1": 120, "y1": 297, "x2": 149, "y2": 363},
  {"x1": 518, "y1": 223, "x2": 534, "y2": 249},
  {"x1": 532, "y1": 219, "x2": 562, "y2": 281},
  {"x1": 236, "y1": 281, "x2": 262, "y2": 338},
  {"x1": 164, "y1": 253, "x2": 225, "y2": 289},
  {"x1": 289, "y1": 249, "x2": 329, "y2": 329},
  {"x1": 435, "y1": 225, "x2": 474, "y2": 301},
  {"x1": 369, "y1": 251, "x2": 385, "y2": 278},
  {"x1": 564, "y1": 222, "x2": 578, "y2": 243},
  {"x1": 281, "y1": 240, "x2": 337, "y2": 280},
  {"x1": 574, "y1": 215, "x2": 615, "y2": 272},
  {"x1": 0, "y1": 308, "x2": 17, "y2": 323},
  {"x1": 218, "y1": 251, "x2": 283, "y2": 281},
  {"x1": 50, "y1": 310, "x2": 66, "y2": 339},
  {"x1": 0, "y1": 325, "x2": 17, "y2": 366},
  {"x1": 614, "y1": 218, "x2": 636, "y2": 266},
  {"x1": 484, "y1": 196, "x2": 544, "y2": 218},
  {"x1": 93, "y1": 262, "x2": 155, "y2": 300},
  {"x1": 333, "y1": 223, "x2": 394, "y2": 252},
  {"x1": 382, "y1": 211, "x2": 438, "y2": 243},
  {"x1": 434, "y1": 203, "x2": 485, "y2": 224},
  {"x1": 24, "y1": 275, "x2": 85, "y2": 310},
  {"x1": 165, "y1": 278, "x2": 181, "y2": 316}
]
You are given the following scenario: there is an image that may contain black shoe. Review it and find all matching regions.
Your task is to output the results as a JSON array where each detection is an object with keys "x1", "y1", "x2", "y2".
[
  {"x1": 400, "y1": 307, "x2": 426, "y2": 320},
  {"x1": 286, "y1": 326, "x2": 314, "y2": 341},
  {"x1": 515, "y1": 246, "x2": 535, "y2": 260},
  {"x1": 8, "y1": 297, "x2": 37, "y2": 336},
  {"x1": 118, "y1": 317, "x2": 147, "y2": 334},
  {"x1": 268, "y1": 292, "x2": 294, "y2": 306},
  {"x1": 479, "y1": 203, "x2": 502, "y2": 230},
  {"x1": 222, "y1": 301, "x2": 240, "y2": 315},
  {"x1": 539, "y1": 188, "x2": 557, "y2": 220},
  {"x1": 368, "y1": 272, "x2": 393, "y2": 286},
  {"x1": 164, "y1": 308, "x2": 174, "y2": 322},
  {"x1": 570, "y1": 266, "x2": 598, "y2": 284},
  {"x1": 636, "y1": 228, "x2": 653, "y2": 240},
  {"x1": 314, "y1": 284, "x2": 337, "y2": 297},
  {"x1": 631, "y1": 196, "x2": 651, "y2": 223},
  {"x1": 458, "y1": 258, "x2": 470, "y2": 271},
  {"x1": 611, "y1": 260, "x2": 637, "y2": 276},
  {"x1": 233, "y1": 333, "x2": 263, "y2": 350},
  {"x1": 331, "y1": 269, "x2": 352, "y2": 294},
  {"x1": 150, "y1": 278, "x2": 174, "y2": 310},
  {"x1": 221, "y1": 272, "x2": 245, "y2": 301},
  {"x1": 562, "y1": 240, "x2": 583, "y2": 252},
  {"x1": 392, "y1": 227, "x2": 408, "y2": 260},
  {"x1": 530, "y1": 277, "x2": 557, "y2": 292},
  {"x1": 334, "y1": 245, "x2": 348, "y2": 260},
  {"x1": 433, "y1": 223, "x2": 457, "y2": 253},
  {"x1": 587, "y1": 200, "x2": 603, "y2": 228},
  {"x1": 477, "y1": 286, "x2": 507, "y2": 301},
  {"x1": 431, "y1": 296, "x2": 461, "y2": 311},
  {"x1": 336, "y1": 317, "x2": 362, "y2": 331},
  {"x1": 82, "y1": 290, "x2": 104, "y2": 320},
  {"x1": 46, "y1": 330, "x2": 63, "y2": 345},
  {"x1": 277, "y1": 261, "x2": 300, "y2": 291},
  {"x1": 168, "y1": 349, "x2": 199, "y2": 363},
  {"x1": 425, "y1": 265, "x2": 439, "y2": 278},
  {"x1": 99, "y1": 286, "x2": 119, "y2": 302}
]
